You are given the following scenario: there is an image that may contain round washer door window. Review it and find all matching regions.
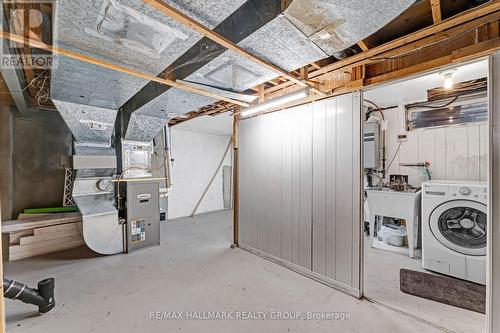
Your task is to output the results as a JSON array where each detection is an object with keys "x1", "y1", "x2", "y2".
[{"x1": 429, "y1": 200, "x2": 487, "y2": 256}]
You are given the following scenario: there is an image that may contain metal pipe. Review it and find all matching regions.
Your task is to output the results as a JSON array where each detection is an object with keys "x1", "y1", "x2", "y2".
[
  {"x1": 164, "y1": 126, "x2": 173, "y2": 189},
  {"x1": 3, "y1": 277, "x2": 55, "y2": 313}
]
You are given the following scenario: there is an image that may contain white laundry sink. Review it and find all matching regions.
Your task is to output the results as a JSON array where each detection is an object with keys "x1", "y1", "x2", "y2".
[{"x1": 365, "y1": 188, "x2": 421, "y2": 257}]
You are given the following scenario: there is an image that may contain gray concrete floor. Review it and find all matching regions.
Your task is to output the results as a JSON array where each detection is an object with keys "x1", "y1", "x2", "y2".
[
  {"x1": 5, "y1": 210, "x2": 450, "y2": 333},
  {"x1": 364, "y1": 236, "x2": 485, "y2": 333}
]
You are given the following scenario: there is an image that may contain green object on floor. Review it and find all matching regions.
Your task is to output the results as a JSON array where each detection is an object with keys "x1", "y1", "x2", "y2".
[{"x1": 24, "y1": 206, "x2": 78, "y2": 214}]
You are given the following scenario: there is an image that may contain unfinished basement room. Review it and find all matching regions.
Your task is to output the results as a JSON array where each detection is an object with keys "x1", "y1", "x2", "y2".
[{"x1": 1, "y1": 0, "x2": 500, "y2": 332}]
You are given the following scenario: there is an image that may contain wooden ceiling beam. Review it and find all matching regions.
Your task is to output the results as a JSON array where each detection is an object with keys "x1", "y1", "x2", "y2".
[
  {"x1": 357, "y1": 40, "x2": 369, "y2": 51},
  {"x1": 173, "y1": 12, "x2": 500, "y2": 123},
  {"x1": 430, "y1": 0, "x2": 442, "y2": 24},
  {"x1": 264, "y1": 1, "x2": 500, "y2": 95},
  {"x1": 144, "y1": 0, "x2": 327, "y2": 97},
  {"x1": 258, "y1": 84, "x2": 265, "y2": 103},
  {"x1": 248, "y1": 37, "x2": 500, "y2": 116},
  {"x1": 0, "y1": 30, "x2": 250, "y2": 107}
]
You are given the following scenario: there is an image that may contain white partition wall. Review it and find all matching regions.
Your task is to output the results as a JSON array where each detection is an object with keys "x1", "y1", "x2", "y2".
[
  {"x1": 238, "y1": 92, "x2": 362, "y2": 296},
  {"x1": 487, "y1": 54, "x2": 500, "y2": 333}
]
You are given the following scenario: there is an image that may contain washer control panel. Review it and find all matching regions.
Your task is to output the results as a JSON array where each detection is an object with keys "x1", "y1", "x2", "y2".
[
  {"x1": 449, "y1": 185, "x2": 487, "y2": 201},
  {"x1": 458, "y1": 187, "x2": 472, "y2": 196}
]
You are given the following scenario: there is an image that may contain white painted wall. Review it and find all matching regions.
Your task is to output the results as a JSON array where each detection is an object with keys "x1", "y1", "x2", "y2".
[
  {"x1": 364, "y1": 60, "x2": 489, "y2": 187},
  {"x1": 381, "y1": 106, "x2": 487, "y2": 187},
  {"x1": 168, "y1": 128, "x2": 232, "y2": 219}
]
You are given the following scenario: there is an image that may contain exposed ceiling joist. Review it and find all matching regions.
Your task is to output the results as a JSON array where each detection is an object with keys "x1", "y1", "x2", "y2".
[
  {"x1": 357, "y1": 40, "x2": 369, "y2": 51},
  {"x1": 0, "y1": 30, "x2": 250, "y2": 107},
  {"x1": 143, "y1": 0, "x2": 327, "y2": 97},
  {"x1": 264, "y1": 0, "x2": 500, "y2": 95},
  {"x1": 430, "y1": 0, "x2": 442, "y2": 23},
  {"x1": 171, "y1": 3, "x2": 500, "y2": 125}
]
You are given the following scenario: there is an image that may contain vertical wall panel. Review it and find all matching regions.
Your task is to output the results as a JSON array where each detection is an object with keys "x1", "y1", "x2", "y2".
[
  {"x1": 238, "y1": 120, "x2": 249, "y2": 246},
  {"x1": 299, "y1": 105, "x2": 313, "y2": 269},
  {"x1": 325, "y1": 98, "x2": 338, "y2": 279},
  {"x1": 480, "y1": 124, "x2": 488, "y2": 181},
  {"x1": 312, "y1": 101, "x2": 327, "y2": 275},
  {"x1": 467, "y1": 125, "x2": 481, "y2": 181},
  {"x1": 335, "y1": 94, "x2": 355, "y2": 286},
  {"x1": 261, "y1": 119, "x2": 270, "y2": 246},
  {"x1": 281, "y1": 108, "x2": 293, "y2": 262},
  {"x1": 291, "y1": 106, "x2": 302, "y2": 265},
  {"x1": 238, "y1": 93, "x2": 361, "y2": 295},
  {"x1": 434, "y1": 128, "x2": 447, "y2": 180},
  {"x1": 385, "y1": 106, "x2": 402, "y2": 178},
  {"x1": 418, "y1": 129, "x2": 436, "y2": 176},
  {"x1": 351, "y1": 92, "x2": 362, "y2": 290},
  {"x1": 267, "y1": 112, "x2": 282, "y2": 258},
  {"x1": 446, "y1": 126, "x2": 469, "y2": 180}
]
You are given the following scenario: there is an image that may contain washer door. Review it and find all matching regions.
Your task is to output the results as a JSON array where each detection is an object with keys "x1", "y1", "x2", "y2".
[{"x1": 429, "y1": 200, "x2": 487, "y2": 256}]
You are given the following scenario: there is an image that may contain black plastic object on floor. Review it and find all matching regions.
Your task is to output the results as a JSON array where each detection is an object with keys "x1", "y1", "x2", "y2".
[
  {"x1": 400, "y1": 269, "x2": 485, "y2": 313},
  {"x1": 3, "y1": 277, "x2": 55, "y2": 313}
]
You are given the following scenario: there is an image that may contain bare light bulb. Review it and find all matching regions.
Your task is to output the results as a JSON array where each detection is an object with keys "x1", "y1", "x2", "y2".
[{"x1": 443, "y1": 76, "x2": 454, "y2": 90}]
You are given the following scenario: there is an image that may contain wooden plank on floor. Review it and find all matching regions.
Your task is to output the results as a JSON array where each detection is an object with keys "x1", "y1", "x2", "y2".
[
  {"x1": 2, "y1": 213, "x2": 82, "y2": 233},
  {"x1": 10, "y1": 235, "x2": 83, "y2": 253},
  {"x1": 20, "y1": 226, "x2": 81, "y2": 245},
  {"x1": 7, "y1": 230, "x2": 34, "y2": 245},
  {"x1": 18, "y1": 213, "x2": 52, "y2": 220},
  {"x1": 9, "y1": 239, "x2": 85, "y2": 261},
  {"x1": 34, "y1": 222, "x2": 82, "y2": 236}
]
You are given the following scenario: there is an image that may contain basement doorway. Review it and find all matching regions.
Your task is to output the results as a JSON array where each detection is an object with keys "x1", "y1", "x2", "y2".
[{"x1": 361, "y1": 59, "x2": 489, "y2": 333}]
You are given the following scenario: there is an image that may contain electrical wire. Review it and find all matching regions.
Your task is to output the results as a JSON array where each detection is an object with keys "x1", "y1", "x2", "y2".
[
  {"x1": 364, "y1": 99, "x2": 385, "y2": 120},
  {"x1": 376, "y1": 141, "x2": 403, "y2": 187},
  {"x1": 406, "y1": 95, "x2": 460, "y2": 109},
  {"x1": 21, "y1": 70, "x2": 47, "y2": 92}
]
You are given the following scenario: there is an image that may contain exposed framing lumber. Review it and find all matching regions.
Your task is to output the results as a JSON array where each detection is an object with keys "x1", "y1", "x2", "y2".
[
  {"x1": 170, "y1": 6, "x2": 500, "y2": 124},
  {"x1": 0, "y1": 30, "x2": 250, "y2": 107},
  {"x1": 143, "y1": 0, "x2": 327, "y2": 97},
  {"x1": 260, "y1": 39, "x2": 500, "y2": 116},
  {"x1": 231, "y1": 113, "x2": 239, "y2": 248},
  {"x1": 258, "y1": 84, "x2": 265, "y2": 103},
  {"x1": 357, "y1": 40, "x2": 369, "y2": 51},
  {"x1": 264, "y1": 1, "x2": 500, "y2": 95},
  {"x1": 430, "y1": 0, "x2": 442, "y2": 24}
]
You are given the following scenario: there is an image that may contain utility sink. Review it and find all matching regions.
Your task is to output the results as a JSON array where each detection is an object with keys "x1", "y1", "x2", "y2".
[{"x1": 365, "y1": 188, "x2": 421, "y2": 258}]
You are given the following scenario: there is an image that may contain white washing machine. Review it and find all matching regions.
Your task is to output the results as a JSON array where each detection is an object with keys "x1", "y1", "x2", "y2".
[{"x1": 422, "y1": 180, "x2": 487, "y2": 285}]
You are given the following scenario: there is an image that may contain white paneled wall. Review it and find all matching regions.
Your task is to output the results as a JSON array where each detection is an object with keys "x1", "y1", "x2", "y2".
[
  {"x1": 239, "y1": 93, "x2": 362, "y2": 295},
  {"x1": 383, "y1": 106, "x2": 488, "y2": 186}
]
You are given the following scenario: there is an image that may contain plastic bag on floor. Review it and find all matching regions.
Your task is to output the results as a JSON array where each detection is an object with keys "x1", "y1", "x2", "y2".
[{"x1": 378, "y1": 224, "x2": 407, "y2": 247}]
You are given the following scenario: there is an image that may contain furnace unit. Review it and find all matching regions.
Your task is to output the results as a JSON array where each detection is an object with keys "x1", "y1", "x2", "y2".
[{"x1": 123, "y1": 180, "x2": 160, "y2": 252}]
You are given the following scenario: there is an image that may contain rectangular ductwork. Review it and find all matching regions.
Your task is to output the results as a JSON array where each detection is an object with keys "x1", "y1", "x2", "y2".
[
  {"x1": 50, "y1": 0, "x2": 415, "y2": 134},
  {"x1": 83, "y1": 0, "x2": 188, "y2": 57},
  {"x1": 52, "y1": 99, "x2": 118, "y2": 145}
]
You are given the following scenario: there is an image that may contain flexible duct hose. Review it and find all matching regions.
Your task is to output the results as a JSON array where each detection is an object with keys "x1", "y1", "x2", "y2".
[{"x1": 3, "y1": 277, "x2": 55, "y2": 313}]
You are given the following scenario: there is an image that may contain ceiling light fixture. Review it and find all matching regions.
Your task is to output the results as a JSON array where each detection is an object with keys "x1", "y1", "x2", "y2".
[
  {"x1": 440, "y1": 69, "x2": 457, "y2": 90},
  {"x1": 240, "y1": 88, "x2": 310, "y2": 117}
]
